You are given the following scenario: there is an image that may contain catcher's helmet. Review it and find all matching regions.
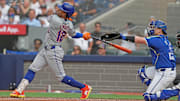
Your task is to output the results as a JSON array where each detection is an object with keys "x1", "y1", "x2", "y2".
[
  {"x1": 58, "y1": 2, "x2": 74, "y2": 18},
  {"x1": 154, "y1": 20, "x2": 167, "y2": 34},
  {"x1": 148, "y1": 20, "x2": 167, "y2": 36},
  {"x1": 147, "y1": 21, "x2": 155, "y2": 36}
]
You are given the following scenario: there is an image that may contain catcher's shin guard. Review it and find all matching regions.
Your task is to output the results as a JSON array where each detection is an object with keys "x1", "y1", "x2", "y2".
[
  {"x1": 144, "y1": 89, "x2": 179, "y2": 101},
  {"x1": 159, "y1": 89, "x2": 179, "y2": 100},
  {"x1": 143, "y1": 93, "x2": 160, "y2": 101}
]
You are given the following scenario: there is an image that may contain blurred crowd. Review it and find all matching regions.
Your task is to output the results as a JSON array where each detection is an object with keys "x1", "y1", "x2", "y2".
[
  {"x1": 34, "y1": 21, "x2": 138, "y2": 56},
  {"x1": 1, "y1": 0, "x2": 179, "y2": 57},
  {"x1": 0, "y1": 0, "x2": 128, "y2": 56},
  {"x1": 0, "y1": 0, "x2": 125, "y2": 27}
]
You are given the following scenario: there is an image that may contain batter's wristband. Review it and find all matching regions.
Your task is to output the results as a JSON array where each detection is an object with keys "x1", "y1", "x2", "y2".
[
  {"x1": 124, "y1": 36, "x2": 135, "y2": 42},
  {"x1": 122, "y1": 35, "x2": 126, "y2": 40}
]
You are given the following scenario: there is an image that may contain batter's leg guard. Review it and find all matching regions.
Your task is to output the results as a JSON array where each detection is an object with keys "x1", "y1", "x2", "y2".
[
  {"x1": 137, "y1": 65, "x2": 151, "y2": 86},
  {"x1": 24, "y1": 69, "x2": 36, "y2": 83},
  {"x1": 61, "y1": 75, "x2": 85, "y2": 89}
]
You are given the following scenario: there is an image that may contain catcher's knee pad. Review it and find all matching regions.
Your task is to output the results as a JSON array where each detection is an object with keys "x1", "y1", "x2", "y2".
[{"x1": 137, "y1": 65, "x2": 151, "y2": 86}]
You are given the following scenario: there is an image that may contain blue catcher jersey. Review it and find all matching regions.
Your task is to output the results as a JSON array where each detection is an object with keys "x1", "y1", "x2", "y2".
[{"x1": 145, "y1": 35, "x2": 176, "y2": 69}]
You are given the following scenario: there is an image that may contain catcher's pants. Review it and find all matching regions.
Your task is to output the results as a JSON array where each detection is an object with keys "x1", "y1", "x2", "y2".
[
  {"x1": 29, "y1": 46, "x2": 66, "y2": 81},
  {"x1": 145, "y1": 66, "x2": 176, "y2": 94}
]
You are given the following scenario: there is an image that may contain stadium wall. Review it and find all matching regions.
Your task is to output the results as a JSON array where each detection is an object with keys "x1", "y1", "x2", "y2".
[
  {"x1": 1, "y1": 55, "x2": 179, "y2": 92},
  {"x1": 25, "y1": 61, "x2": 148, "y2": 92}
]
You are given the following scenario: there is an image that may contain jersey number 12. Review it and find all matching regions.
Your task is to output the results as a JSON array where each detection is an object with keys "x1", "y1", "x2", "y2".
[{"x1": 56, "y1": 30, "x2": 66, "y2": 42}]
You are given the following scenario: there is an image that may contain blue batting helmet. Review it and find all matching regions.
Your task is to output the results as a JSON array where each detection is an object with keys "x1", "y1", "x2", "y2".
[
  {"x1": 58, "y1": 2, "x2": 75, "y2": 18},
  {"x1": 154, "y1": 20, "x2": 167, "y2": 34}
]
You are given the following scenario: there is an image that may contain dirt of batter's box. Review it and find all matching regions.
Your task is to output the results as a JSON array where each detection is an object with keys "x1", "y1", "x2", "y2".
[{"x1": 0, "y1": 98, "x2": 144, "y2": 101}]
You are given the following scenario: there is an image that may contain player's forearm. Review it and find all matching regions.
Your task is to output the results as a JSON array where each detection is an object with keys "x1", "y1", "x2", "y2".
[
  {"x1": 120, "y1": 35, "x2": 147, "y2": 45},
  {"x1": 101, "y1": 32, "x2": 147, "y2": 45},
  {"x1": 122, "y1": 35, "x2": 147, "y2": 45},
  {"x1": 71, "y1": 32, "x2": 83, "y2": 38},
  {"x1": 135, "y1": 36, "x2": 147, "y2": 45},
  {"x1": 72, "y1": 32, "x2": 91, "y2": 41}
]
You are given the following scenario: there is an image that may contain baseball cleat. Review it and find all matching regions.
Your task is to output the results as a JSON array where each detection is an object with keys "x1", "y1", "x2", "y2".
[
  {"x1": 10, "y1": 90, "x2": 25, "y2": 98},
  {"x1": 80, "y1": 84, "x2": 92, "y2": 100}
]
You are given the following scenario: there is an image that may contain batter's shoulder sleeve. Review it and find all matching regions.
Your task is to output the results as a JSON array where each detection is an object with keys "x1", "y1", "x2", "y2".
[{"x1": 145, "y1": 36, "x2": 161, "y2": 47}]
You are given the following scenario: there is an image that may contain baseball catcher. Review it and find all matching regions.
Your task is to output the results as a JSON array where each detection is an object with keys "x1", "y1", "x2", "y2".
[{"x1": 101, "y1": 20, "x2": 179, "y2": 101}]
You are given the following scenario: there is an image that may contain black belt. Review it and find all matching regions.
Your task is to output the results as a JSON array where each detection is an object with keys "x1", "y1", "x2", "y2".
[
  {"x1": 44, "y1": 45, "x2": 61, "y2": 50},
  {"x1": 159, "y1": 68, "x2": 175, "y2": 71}
]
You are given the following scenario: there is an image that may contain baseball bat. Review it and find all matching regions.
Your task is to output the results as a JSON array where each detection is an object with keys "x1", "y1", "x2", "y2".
[{"x1": 91, "y1": 35, "x2": 132, "y2": 54}]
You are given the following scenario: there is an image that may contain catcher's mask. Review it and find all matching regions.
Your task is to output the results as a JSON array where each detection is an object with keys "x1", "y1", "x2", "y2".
[{"x1": 147, "y1": 20, "x2": 167, "y2": 36}]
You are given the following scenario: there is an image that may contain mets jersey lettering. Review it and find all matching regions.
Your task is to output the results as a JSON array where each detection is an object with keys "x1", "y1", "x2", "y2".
[{"x1": 45, "y1": 15, "x2": 75, "y2": 46}]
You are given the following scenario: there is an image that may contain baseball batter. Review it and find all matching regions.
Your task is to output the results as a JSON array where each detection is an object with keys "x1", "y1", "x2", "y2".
[
  {"x1": 10, "y1": 2, "x2": 92, "y2": 100},
  {"x1": 99, "y1": 20, "x2": 179, "y2": 100}
]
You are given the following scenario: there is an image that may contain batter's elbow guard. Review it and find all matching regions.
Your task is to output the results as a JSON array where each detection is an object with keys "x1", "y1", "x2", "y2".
[{"x1": 24, "y1": 69, "x2": 36, "y2": 83}]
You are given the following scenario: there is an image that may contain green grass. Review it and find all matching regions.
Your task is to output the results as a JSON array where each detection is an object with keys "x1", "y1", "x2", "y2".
[{"x1": 0, "y1": 92, "x2": 177, "y2": 100}]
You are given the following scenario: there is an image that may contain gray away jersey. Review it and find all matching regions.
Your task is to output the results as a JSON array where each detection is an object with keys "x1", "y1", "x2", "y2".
[{"x1": 45, "y1": 15, "x2": 75, "y2": 46}]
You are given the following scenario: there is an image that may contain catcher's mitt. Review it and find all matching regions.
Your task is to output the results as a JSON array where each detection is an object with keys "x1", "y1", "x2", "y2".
[{"x1": 101, "y1": 32, "x2": 122, "y2": 41}]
